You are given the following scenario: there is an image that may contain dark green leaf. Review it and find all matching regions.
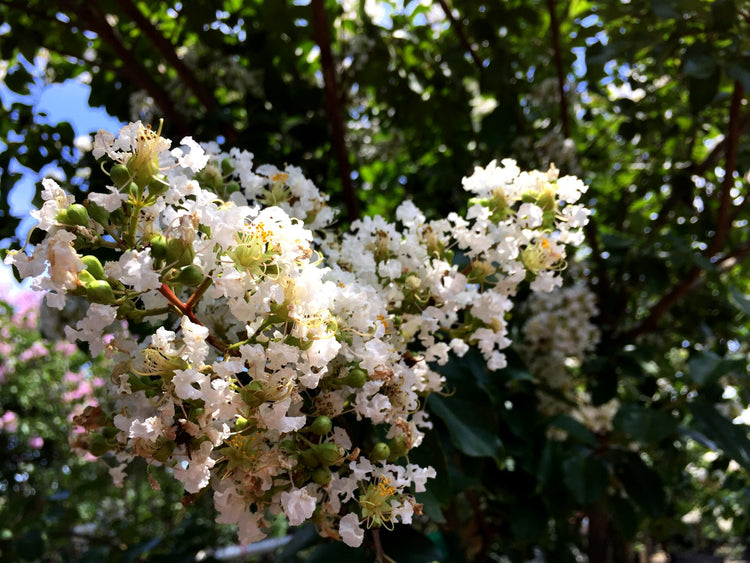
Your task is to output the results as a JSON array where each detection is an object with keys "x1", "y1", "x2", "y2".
[
  {"x1": 613, "y1": 404, "x2": 677, "y2": 444},
  {"x1": 611, "y1": 451, "x2": 665, "y2": 517},
  {"x1": 428, "y1": 395, "x2": 503, "y2": 463},
  {"x1": 562, "y1": 455, "x2": 608, "y2": 506},
  {"x1": 549, "y1": 414, "x2": 599, "y2": 447},
  {"x1": 689, "y1": 401, "x2": 750, "y2": 472}
]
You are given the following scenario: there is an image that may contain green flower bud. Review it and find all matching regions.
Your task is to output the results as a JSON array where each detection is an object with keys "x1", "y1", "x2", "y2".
[
  {"x1": 147, "y1": 176, "x2": 170, "y2": 198},
  {"x1": 81, "y1": 255, "x2": 106, "y2": 280},
  {"x1": 85, "y1": 201, "x2": 110, "y2": 226},
  {"x1": 387, "y1": 436, "x2": 407, "y2": 461},
  {"x1": 299, "y1": 448, "x2": 320, "y2": 468},
  {"x1": 110, "y1": 163, "x2": 131, "y2": 188},
  {"x1": 149, "y1": 233, "x2": 167, "y2": 261},
  {"x1": 174, "y1": 265, "x2": 204, "y2": 286},
  {"x1": 312, "y1": 467, "x2": 332, "y2": 486},
  {"x1": 339, "y1": 367, "x2": 368, "y2": 388},
  {"x1": 310, "y1": 416, "x2": 332, "y2": 436},
  {"x1": 235, "y1": 416, "x2": 250, "y2": 431},
  {"x1": 86, "y1": 279, "x2": 116, "y2": 304},
  {"x1": 166, "y1": 238, "x2": 194, "y2": 267},
  {"x1": 370, "y1": 442, "x2": 391, "y2": 462},
  {"x1": 127, "y1": 181, "x2": 141, "y2": 201},
  {"x1": 66, "y1": 204, "x2": 90, "y2": 227},
  {"x1": 78, "y1": 270, "x2": 96, "y2": 286},
  {"x1": 314, "y1": 442, "x2": 344, "y2": 466}
]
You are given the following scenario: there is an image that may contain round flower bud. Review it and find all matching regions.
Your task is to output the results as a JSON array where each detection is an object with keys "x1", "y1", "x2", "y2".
[
  {"x1": 314, "y1": 442, "x2": 344, "y2": 466},
  {"x1": 235, "y1": 416, "x2": 250, "y2": 431},
  {"x1": 174, "y1": 265, "x2": 204, "y2": 286},
  {"x1": 339, "y1": 368, "x2": 368, "y2": 388},
  {"x1": 387, "y1": 436, "x2": 407, "y2": 461},
  {"x1": 85, "y1": 280, "x2": 116, "y2": 304},
  {"x1": 312, "y1": 468, "x2": 332, "y2": 486},
  {"x1": 66, "y1": 204, "x2": 90, "y2": 227},
  {"x1": 78, "y1": 270, "x2": 96, "y2": 286},
  {"x1": 81, "y1": 255, "x2": 106, "y2": 280},
  {"x1": 147, "y1": 176, "x2": 170, "y2": 198},
  {"x1": 300, "y1": 448, "x2": 320, "y2": 468},
  {"x1": 370, "y1": 442, "x2": 391, "y2": 462},
  {"x1": 310, "y1": 416, "x2": 332, "y2": 436},
  {"x1": 166, "y1": 238, "x2": 194, "y2": 268},
  {"x1": 85, "y1": 201, "x2": 110, "y2": 226},
  {"x1": 149, "y1": 233, "x2": 167, "y2": 261},
  {"x1": 110, "y1": 163, "x2": 131, "y2": 188}
]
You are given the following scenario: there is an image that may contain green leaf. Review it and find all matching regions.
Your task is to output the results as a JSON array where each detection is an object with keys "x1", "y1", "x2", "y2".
[
  {"x1": 562, "y1": 455, "x2": 609, "y2": 505},
  {"x1": 688, "y1": 401, "x2": 750, "y2": 472},
  {"x1": 381, "y1": 526, "x2": 445, "y2": 563},
  {"x1": 428, "y1": 395, "x2": 503, "y2": 463},
  {"x1": 613, "y1": 404, "x2": 677, "y2": 444},
  {"x1": 687, "y1": 351, "x2": 744, "y2": 386},
  {"x1": 729, "y1": 285, "x2": 750, "y2": 316},
  {"x1": 611, "y1": 451, "x2": 665, "y2": 517},
  {"x1": 683, "y1": 43, "x2": 718, "y2": 79}
]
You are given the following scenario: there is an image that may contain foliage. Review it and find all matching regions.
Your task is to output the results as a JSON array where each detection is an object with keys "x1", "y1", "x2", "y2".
[{"x1": 3, "y1": 0, "x2": 750, "y2": 561}]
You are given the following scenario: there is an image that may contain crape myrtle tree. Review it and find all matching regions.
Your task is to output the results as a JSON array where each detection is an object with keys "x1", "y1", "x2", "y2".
[{"x1": 2, "y1": 0, "x2": 750, "y2": 562}]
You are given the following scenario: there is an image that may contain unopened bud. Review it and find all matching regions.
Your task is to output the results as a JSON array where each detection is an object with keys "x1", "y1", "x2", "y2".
[{"x1": 86, "y1": 280, "x2": 116, "y2": 304}]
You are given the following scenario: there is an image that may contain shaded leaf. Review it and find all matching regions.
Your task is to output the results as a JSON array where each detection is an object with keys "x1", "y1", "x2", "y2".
[
  {"x1": 428, "y1": 395, "x2": 503, "y2": 463},
  {"x1": 613, "y1": 404, "x2": 677, "y2": 444}
]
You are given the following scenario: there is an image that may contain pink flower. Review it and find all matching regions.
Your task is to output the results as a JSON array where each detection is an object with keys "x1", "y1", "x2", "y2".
[
  {"x1": 28, "y1": 436, "x2": 44, "y2": 449},
  {"x1": 0, "y1": 411, "x2": 18, "y2": 433}
]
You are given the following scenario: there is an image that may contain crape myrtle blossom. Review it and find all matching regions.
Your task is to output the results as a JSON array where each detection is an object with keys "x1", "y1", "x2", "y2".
[{"x1": 5, "y1": 121, "x2": 589, "y2": 547}]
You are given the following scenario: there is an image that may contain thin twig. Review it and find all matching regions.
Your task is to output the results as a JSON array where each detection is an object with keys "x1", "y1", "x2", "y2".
[
  {"x1": 372, "y1": 528, "x2": 385, "y2": 563},
  {"x1": 437, "y1": 0, "x2": 484, "y2": 72},
  {"x1": 310, "y1": 0, "x2": 359, "y2": 222},
  {"x1": 546, "y1": 0, "x2": 570, "y2": 138}
]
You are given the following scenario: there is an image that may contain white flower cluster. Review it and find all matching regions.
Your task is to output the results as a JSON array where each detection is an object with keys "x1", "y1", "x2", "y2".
[
  {"x1": 520, "y1": 283, "x2": 615, "y2": 432},
  {"x1": 6, "y1": 121, "x2": 589, "y2": 547}
]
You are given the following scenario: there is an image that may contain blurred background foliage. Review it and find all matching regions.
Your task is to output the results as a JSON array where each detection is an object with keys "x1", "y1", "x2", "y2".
[{"x1": 3, "y1": 0, "x2": 750, "y2": 561}]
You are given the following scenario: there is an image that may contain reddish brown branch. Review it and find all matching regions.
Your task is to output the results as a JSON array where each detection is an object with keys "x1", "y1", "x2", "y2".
[
  {"x1": 113, "y1": 0, "x2": 237, "y2": 143},
  {"x1": 625, "y1": 81, "x2": 746, "y2": 340},
  {"x1": 158, "y1": 283, "x2": 236, "y2": 356},
  {"x1": 546, "y1": 0, "x2": 570, "y2": 138},
  {"x1": 311, "y1": 0, "x2": 359, "y2": 222},
  {"x1": 708, "y1": 80, "x2": 744, "y2": 256},
  {"x1": 437, "y1": 0, "x2": 484, "y2": 72},
  {"x1": 60, "y1": 0, "x2": 191, "y2": 138}
]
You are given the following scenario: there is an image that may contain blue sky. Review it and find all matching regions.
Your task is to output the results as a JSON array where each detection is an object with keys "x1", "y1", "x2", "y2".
[{"x1": 1, "y1": 74, "x2": 123, "y2": 293}]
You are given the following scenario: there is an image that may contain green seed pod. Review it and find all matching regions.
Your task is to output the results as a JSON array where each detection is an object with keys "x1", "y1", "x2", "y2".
[
  {"x1": 66, "y1": 204, "x2": 90, "y2": 227},
  {"x1": 174, "y1": 265, "x2": 204, "y2": 286},
  {"x1": 81, "y1": 255, "x2": 106, "y2": 280},
  {"x1": 110, "y1": 163, "x2": 131, "y2": 188},
  {"x1": 370, "y1": 442, "x2": 391, "y2": 462},
  {"x1": 86, "y1": 279, "x2": 116, "y2": 305},
  {"x1": 314, "y1": 442, "x2": 343, "y2": 466},
  {"x1": 312, "y1": 467, "x2": 332, "y2": 486},
  {"x1": 310, "y1": 416, "x2": 332, "y2": 436}
]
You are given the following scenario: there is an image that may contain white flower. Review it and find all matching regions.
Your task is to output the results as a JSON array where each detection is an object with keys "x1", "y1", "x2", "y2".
[
  {"x1": 172, "y1": 136, "x2": 210, "y2": 172},
  {"x1": 339, "y1": 513, "x2": 364, "y2": 547},
  {"x1": 280, "y1": 488, "x2": 317, "y2": 526}
]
